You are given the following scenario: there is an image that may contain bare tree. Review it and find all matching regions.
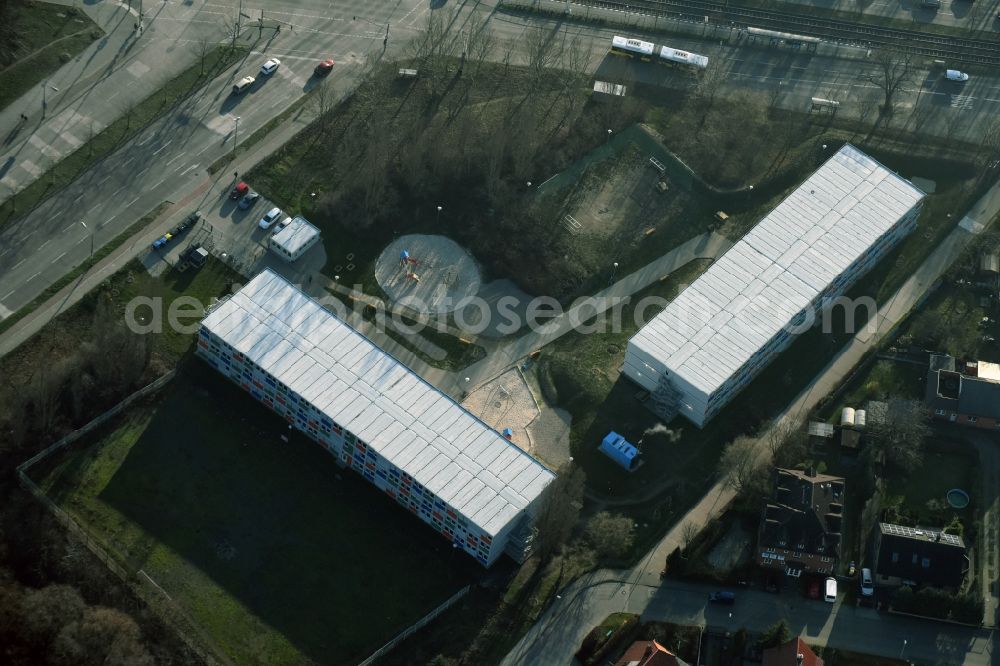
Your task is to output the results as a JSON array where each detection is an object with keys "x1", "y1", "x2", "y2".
[
  {"x1": 680, "y1": 521, "x2": 699, "y2": 553},
  {"x1": 309, "y1": 78, "x2": 336, "y2": 133},
  {"x1": 692, "y1": 61, "x2": 729, "y2": 126},
  {"x1": 717, "y1": 435, "x2": 765, "y2": 495},
  {"x1": 196, "y1": 38, "x2": 212, "y2": 75},
  {"x1": 866, "y1": 397, "x2": 929, "y2": 472},
  {"x1": 585, "y1": 512, "x2": 635, "y2": 560},
  {"x1": 867, "y1": 49, "x2": 915, "y2": 119},
  {"x1": 534, "y1": 463, "x2": 586, "y2": 561}
]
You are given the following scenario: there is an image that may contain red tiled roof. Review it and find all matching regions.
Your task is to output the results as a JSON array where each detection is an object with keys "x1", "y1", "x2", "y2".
[
  {"x1": 762, "y1": 637, "x2": 824, "y2": 666},
  {"x1": 614, "y1": 640, "x2": 685, "y2": 666}
]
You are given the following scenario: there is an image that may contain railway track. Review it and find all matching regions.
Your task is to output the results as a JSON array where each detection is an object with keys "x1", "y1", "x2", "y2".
[{"x1": 582, "y1": 0, "x2": 1000, "y2": 64}]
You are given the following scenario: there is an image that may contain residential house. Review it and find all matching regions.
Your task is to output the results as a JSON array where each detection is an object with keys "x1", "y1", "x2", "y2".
[
  {"x1": 757, "y1": 468, "x2": 845, "y2": 577},
  {"x1": 762, "y1": 637, "x2": 824, "y2": 666},
  {"x1": 873, "y1": 523, "x2": 968, "y2": 589},
  {"x1": 613, "y1": 640, "x2": 688, "y2": 666},
  {"x1": 925, "y1": 354, "x2": 1000, "y2": 429}
]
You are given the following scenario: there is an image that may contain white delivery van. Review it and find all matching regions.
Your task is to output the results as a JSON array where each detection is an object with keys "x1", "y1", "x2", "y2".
[
  {"x1": 860, "y1": 568, "x2": 874, "y2": 597},
  {"x1": 946, "y1": 70, "x2": 970, "y2": 82},
  {"x1": 824, "y1": 576, "x2": 838, "y2": 603}
]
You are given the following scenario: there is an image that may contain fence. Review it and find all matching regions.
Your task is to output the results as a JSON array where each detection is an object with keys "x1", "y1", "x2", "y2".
[
  {"x1": 357, "y1": 584, "x2": 471, "y2": 666},
  {"x1": 16, "y1": 370, "x2": 231, "y2": 666}
]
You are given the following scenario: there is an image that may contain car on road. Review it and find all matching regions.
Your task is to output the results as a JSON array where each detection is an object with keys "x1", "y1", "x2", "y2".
[
  {"x1": 260, "y1": 58, "x2": 281, "y2": 75},
  {"x1": 230, "y1": 181, "x2": 249, "y2": 199},
  {"x1": 259, "y1": 207, "x2": 284, "y2": 230},
  {"x1": 708, "y1": 591, "x2": 735, "y2": 605},
  {"x1": 232, "y1": 76, "x2": 255, "y2": 95},
  {"x1": 314, "y1": 59, "x2": 334, "y2": 76},
  {"x1": 238, "y1": 191, "x2": 260, "y2": 210},
  {"x1": 860, "y1": 568, "x2": 874, "y2": 598},
  {"x1": 824, "y1": 576, "x2": 838, "y2": 603},
  {"x1": 946, "y1": 69, "x2": 970, "y2": 82}
]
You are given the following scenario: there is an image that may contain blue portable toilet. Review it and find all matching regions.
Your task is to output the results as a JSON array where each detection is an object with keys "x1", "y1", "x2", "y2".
[
  {"x1": 502, "y1": 427, "x2": 514, "y2": 440},
  {"x1": 599, "y1": 431, "x2": 640, "y2": 471}
]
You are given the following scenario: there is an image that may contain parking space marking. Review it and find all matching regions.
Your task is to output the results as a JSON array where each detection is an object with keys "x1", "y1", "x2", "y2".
[{"x1": 153, "y1": 140, "x2": 173, "y2": 155}]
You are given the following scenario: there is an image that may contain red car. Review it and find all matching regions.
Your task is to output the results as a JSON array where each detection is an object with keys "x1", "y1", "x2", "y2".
[
  {"x1": 314, "y1": 59, "x2": 334, "y2": 76},
  {"x1": 230, "y1": 181, "x2": 249, "y2": 200}
]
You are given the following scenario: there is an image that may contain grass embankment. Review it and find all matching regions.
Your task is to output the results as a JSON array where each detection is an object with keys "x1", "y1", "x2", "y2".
[
  {"x1": 0, "y1": 43, "x2": 247, "y2": 230},
  {"x1": 35, "y1": 363, "x2": 477, "y2": 665},
  {"x1": 0, "y1": 3, "x2": 102, "y2": 110}
]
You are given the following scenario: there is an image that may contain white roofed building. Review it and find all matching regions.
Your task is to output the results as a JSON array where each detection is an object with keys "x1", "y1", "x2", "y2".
[
  {"x1": 197, "y1": 269, "x2": 555, "y2": 566},
  {"x1": 624, "y1": 144, "x2": 925, "y2": 427},
  {"x1": 269, "y1": 216, "x2": 321, "y2": 262}
]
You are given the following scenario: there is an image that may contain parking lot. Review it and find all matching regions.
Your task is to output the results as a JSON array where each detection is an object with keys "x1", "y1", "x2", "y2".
[{"x1": 141, "y1": 177, "x2": 326, "y2": 287}]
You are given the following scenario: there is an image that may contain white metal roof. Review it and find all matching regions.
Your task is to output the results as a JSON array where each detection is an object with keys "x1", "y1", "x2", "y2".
[
  {"x1": 270, "y1": 216, "x2": 320, "y2": 256},
  {"x1": 202, "y1": 269, "x2": 554, "y2": 536},
  {"x1": 629, "y1": 144, "x2": 924, "y2": 397}
]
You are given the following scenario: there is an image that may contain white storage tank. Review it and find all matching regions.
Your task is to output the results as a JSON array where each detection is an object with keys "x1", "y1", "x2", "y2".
[
  {"x1": 854, "y1": 409, "x2": 867, "y2": 428},
  {"x1": 840, "y1": 407, "x2": 856, "y2": 428}
]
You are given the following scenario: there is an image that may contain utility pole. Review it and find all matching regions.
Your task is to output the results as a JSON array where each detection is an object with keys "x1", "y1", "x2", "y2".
[
  {"x1": 233, "y1": 116, "x2": 240, "y2": 157},
  {"x1": 79, "y1": 220, "x2": 94, "y2": 257}
]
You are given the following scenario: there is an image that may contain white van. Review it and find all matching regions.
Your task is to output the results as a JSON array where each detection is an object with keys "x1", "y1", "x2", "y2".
[
  {"x1": 946, "y1": 70, "x2": 970, "y2": 82},
  {"x1": 232, "y1": 76, "x2": 255, "y2": 95},
  {"x1": 824, "y1": 576, "x2": 838, "y2": 603},
  {"x1": 860, "y1": 568, "x2": 874, "y2": 597}
]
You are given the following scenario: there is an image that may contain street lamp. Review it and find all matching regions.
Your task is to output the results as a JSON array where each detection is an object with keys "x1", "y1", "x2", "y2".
[
  {"x1": 79, "y1": 220, "x2": 94, "y2": 257},
  {"x1": 900, "y1": 639, "x2": 907, "y2": 659},
  {"x1": 436, "y1": 205, "x2": 443, "y2": 225},
  {"x1": 233, "y1": 116, "x2": 240, "y2": 155},
  {"x1": 609, "y1": 261, "x2": 618, "y2": 286},
  {"x1": 607, "y1": 128, "x2": 613, "y2": 141}
]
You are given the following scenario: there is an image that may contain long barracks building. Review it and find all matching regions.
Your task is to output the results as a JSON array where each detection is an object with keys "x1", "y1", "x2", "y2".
[
  {"x1": 624, "y1": 144, "x2": 925, "y2": 427},
  {"x1": 196, "y1": 269, "x2": 555, "y2": 567}
]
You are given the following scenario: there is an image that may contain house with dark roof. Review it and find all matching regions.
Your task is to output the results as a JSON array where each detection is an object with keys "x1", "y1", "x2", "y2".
[
  {"x1": 613, "y1": 640, "x2": 688, "y2": 666},
  {"x1": 925, "y1": 354, "x2": 1000, "y2": 429},
  {"x1": 873, "y1": 522, "x2": 968, "y2": 589},
  {"x1": 762, "y1": 637, "x2": 824, "y2": 666},
  {"x1": 756, "y1": 468, "x2": 845, "y2": 577}
]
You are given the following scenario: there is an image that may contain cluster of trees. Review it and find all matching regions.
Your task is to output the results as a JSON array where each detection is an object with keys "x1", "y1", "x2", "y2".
[
  {"x1": 0, "y1": 580, "x2": 155, "y2": 665},
  {"x1": 2, "y1": 296, "x2": 150, "y2": 455},
  {"x1": 300, "y1": 9, "x2": 646, "y2": 300},
  {"x1": 892, "y1": 586, "x2": 984, "y2": 625}
]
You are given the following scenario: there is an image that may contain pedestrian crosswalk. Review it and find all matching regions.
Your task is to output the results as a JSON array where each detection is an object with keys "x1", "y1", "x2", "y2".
[{"x1": 950, "y1": 94, "x2": 975, "y2": 110}]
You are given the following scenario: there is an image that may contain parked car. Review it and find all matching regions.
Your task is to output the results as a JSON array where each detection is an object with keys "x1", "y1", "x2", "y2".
[
  {"x1": 314, "y1": 59, "x2": 334, "y2": 76},
  {"x1": 708, "y1": 591, "x2": 736, "y2": 605},
  {"x1": 230, "y1": 181, "x2": 249, "y2": 200},
  {"x1": 860, "y1": 568, "x2": 875, "y2": 597},
  {"x1": 259, "y1": 207, "x2": 283, "y2": 230},
  {"x1": 238, "y1": 191, "x2": 260, "y2": 210},
  {"x1": 824, "y1": 577, "x2": 838, "y2": 603},
  {"x1": 152, "y1": 211, "x2": 200, "y2": 249},
  {"x1": 232, "y1": 76, "x2": 255, "y2": 95},
  {"x1": 276, "y1": 215, "x2": 293, "y2": 231},
  {"x1": 260, "y1": 58, "x2": 281, "y2": 75},
  {"x1": 945, "y1": 69, "x2": 970, "y2": 82}
]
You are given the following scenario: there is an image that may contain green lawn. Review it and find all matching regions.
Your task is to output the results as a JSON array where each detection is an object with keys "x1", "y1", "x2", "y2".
[
  {"x1": 885, "y1": 448, "x2": 975, "y2": 520},
  {"x1": 0, "y1": 3, "x2": 102, "y2": 110},
  {"x1": 35, "y1": 363, "x2": 476, "y2": 665},
  {"x1": 822, "y1": 360, "x2": 927, "y2": 424}
]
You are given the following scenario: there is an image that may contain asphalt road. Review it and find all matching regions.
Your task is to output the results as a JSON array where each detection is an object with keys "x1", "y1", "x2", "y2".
[
  {"x1": 0, "y1": 0, "x2": 427, "y2": 320},
  {"x1": 5, "y1": 0, "x2": 1000, "y2": 321}
]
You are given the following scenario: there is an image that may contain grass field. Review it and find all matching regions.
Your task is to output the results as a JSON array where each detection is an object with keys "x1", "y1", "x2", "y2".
[
  {"x1": 35, "y1": 362, "x2": 477, "y2": 665},
  {"x1": 885, "y1": 447, "x2": 976, "y2": 524},
  {"x1": 0, "y1": 3, "x2": 102, "y2": 110}
]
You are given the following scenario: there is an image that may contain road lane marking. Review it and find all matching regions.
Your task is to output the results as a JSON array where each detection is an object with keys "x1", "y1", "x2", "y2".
[
  {"x1": 38, "y1": 238, "x2": 52, "y2": 250},
  {"x1": 52, "y1": 250, "x2": 67, "y2": 263},
  {"x1": 2, "y1": 289, "x2": 15, "y2": 301},
  {"x1": 180, "y1": 164, "x2": 198, "y2": 175},
  {"x1": 166, "y1": 152, "x2": 185, "y2": 165},
  {"x1": 152, "y1": 177, "x2": 165, "y2": 190},
  {"x1": 114, "y1": 187, "x2": 125, "y2": 197},
  {"x1": 153, "y1": 140, "x2": 173, "y2": 155},
  {"x1": 28, "y1": 271, "x2": 41, "y2": 281},
  {"x1": 11, "y1": 258, "x2": 25, "y2": 270},
  {"x1": 99, "y1": 174, "x2": 112, "y2": 186},
  {"x1": 128, "y1": 196, "x2": 140, "y2": 206}
]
